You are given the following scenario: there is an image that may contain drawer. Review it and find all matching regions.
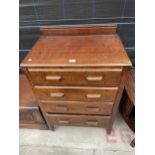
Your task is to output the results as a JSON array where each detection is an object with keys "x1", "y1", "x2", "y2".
[
  {"x1": 45, "y1": 114, "x2": 110, "y2": 127},
  {"x1": 34, "y1": 86, "x2": 118, "y2": 102},
  {"x1": 40, "y1": 100, "x2": 114, "y2": 115},
  {"x1": 28, "y1": 68, "x2": 122, "y2": 87}
]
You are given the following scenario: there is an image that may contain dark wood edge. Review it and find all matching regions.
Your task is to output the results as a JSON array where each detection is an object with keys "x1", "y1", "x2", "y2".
[
  {"x1": 107, "y1": 68, "x2": 128, "y2": 133},
  {"x1": 38, "y1": 102, "x2": 55, "y2": 131},
  {"x1": 40, "y1": 24, "x2": 117, "y2": 36}
]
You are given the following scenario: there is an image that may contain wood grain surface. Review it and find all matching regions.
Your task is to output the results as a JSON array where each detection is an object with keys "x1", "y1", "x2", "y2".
[
  {"x1": 20, "y1": 25, "x2": 132, "y2": 67},
  {"x1": 28, "y1": 68, "x2": 122, "y2": 87}
]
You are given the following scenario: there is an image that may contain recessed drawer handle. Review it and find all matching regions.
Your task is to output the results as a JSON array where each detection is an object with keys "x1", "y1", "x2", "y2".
[
  {"x1": 56, "y1": 106, "x2": 68, "y2": 111},
  {"x1": 49, "y1": 93, "x2": 64, "y2": 98},
  {"x1": 58, "y1": 120, "x2": 69, "y2": 124},
  {"x1": 86, "y1": 94, "x2": 101, "y2": 99},
  {"x1": 86, "y1": 76, "x2": 103, "y2": 81},
  {"x1": 45, "y1": 76, "x2": 62, "y2": 81},
  {"x1": 86, "y1": 107, "x2": 100, "y2": 112},
  {"x1": 86, "y1": 121, "x2": 98, "y2": 126}
]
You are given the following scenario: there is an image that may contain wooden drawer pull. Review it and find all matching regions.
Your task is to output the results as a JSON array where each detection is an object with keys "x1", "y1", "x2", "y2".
[
  {"x1": 56, "y1": 106, "x2": 68, "y2": 111},
  {"x1": 86, "y1": 107, "x2": 100, "y2": 112},
  {"x1": 45, "y1": 76, "x2": 61, "y2": 81},
  {"x1": 86, "y1": 76, "x2": 103, "y2": 81},
  {"x1": 86, "y1": 94, "x2": 101, "y2": 99},
  {"x1": 58, "y1": 120, "x2": 69, "y2": 124},
  {"x1": 69, "y1": 59, "x2": 76, "y2": 64},
  {"x1": 86, "y1": 121, "x2": 98, "y2": 126},
  {"x1": 49, "y1": 93, "x2": 64, "y2": 98}
]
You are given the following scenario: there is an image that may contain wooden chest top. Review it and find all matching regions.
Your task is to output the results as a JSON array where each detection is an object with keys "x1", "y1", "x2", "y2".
[{"x1": 21, "y1": 25, "x2": 132, "y2": 67}]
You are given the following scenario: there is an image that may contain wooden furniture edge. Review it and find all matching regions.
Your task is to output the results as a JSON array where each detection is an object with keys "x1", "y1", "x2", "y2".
[
  {"x1": 107, "y1": 67, "x2": 129, "y2": 133},
  {"x1": 38, "y1": 102, "x2": 55, "y2": 131},
  {"x1": 40, "y1": 24, "x2": 117, "y2": 36}
]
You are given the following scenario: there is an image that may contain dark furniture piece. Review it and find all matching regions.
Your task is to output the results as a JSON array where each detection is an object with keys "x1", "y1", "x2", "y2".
[
  {"x1": 19, "y1": 74, "x2": 48, "y2": 129},
  {"x1": 20, "y1": 25, "x2": 132, "y2": 133},
  {"x1": 119, "y1": 68, "x2": 135, "y2": 146}
]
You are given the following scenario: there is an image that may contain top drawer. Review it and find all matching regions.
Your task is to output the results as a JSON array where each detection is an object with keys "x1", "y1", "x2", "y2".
[{"x1": 27, "y1": 68, "x2": 122, "y2": 87}]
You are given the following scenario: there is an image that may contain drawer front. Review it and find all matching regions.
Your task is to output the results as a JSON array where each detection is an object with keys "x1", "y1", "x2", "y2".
[
  {"x1": 34, "y1": 86, "x2": 118, "y2": 102},
  {"x1": 28, "y1": 68, "x2": 122, "y2": 87},
  {"x1": 46, "y1": 114, "x2": 110, "y2": 127},
  {"x1": 41, "y1": 101, "x2": 113, "y2": 115}
]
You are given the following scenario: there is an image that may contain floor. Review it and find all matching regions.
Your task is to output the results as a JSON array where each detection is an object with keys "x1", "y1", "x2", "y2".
[{"x1": 19, "y1": 113, "x2": 135, "y2": 155}]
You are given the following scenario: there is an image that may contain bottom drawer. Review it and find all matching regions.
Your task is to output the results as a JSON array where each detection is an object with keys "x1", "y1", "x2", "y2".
[{"x1": 46, "y1": 114, "x2": 110, "y2": 127}]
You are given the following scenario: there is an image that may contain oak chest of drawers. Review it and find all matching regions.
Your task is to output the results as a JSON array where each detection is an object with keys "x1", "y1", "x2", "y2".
[{"x1": 21, "y1": 25, "x2": 132, "y2": 133}]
